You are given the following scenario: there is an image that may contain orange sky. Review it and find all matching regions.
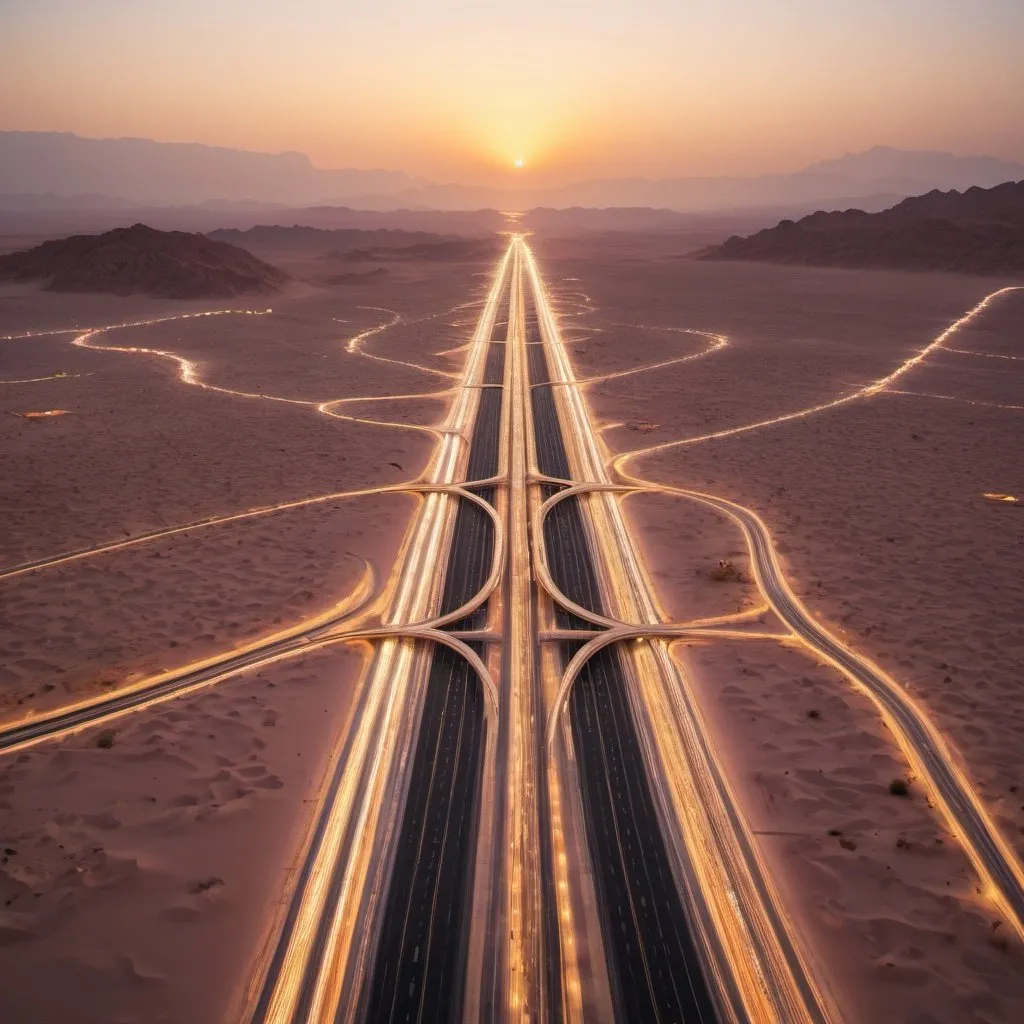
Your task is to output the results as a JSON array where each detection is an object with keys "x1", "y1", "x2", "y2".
[{"x1": 2, "y1": 0, "x2": 1022, "y2": 186}]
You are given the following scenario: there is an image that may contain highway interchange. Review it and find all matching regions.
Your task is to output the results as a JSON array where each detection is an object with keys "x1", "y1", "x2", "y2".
[{"x1": 1, "y1": 241, "x2": 1023, "y2": 1022}]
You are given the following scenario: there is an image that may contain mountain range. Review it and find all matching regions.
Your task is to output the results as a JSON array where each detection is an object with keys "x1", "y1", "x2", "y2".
[
  {"x1": 701, "y1": 180, "x2": 1024, "y2": 275},
  {"x1": 1, "y1": 132, "x2": 1022, "y2": 215}
]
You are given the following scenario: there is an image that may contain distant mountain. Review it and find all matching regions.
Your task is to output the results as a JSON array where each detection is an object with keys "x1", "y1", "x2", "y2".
[
  {"x1": 0, "y1": 132, "x2": 1021, "y2": 216},
  {"x1": 333, "y1": 239, "x2": 500, "y2": 263},
  {"x1": 801, "y1": 146, "x2": 1024, "y2": 192},
  {"x1": 0, "y1": 223, "x2": 288, "y2": 297},
  {"x1": 208, "y1": 225, "x2": 468, "y2": 253},
  {"x1": 519, "y1": 207, "x2": 698, "y2": 232},
  {"x1": 700, "y1": 180, "x2": 1024, "y2": 275},
  {"x1": 0, "y1": 132, "x2": 422, "y2": 206},
  {"x1": 209, "y1": 225, "x2": 499, "y2": 262},
  {"x1": 395, "y1": 146, "x2": 1024, "y2": 212}
]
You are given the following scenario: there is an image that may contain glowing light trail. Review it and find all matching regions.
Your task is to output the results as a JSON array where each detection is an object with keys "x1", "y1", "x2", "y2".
[
  {"x1": 522, "y1": 238, "x2": 834, "y2": 1023},
  {"x1": 622, "y1": 479, "x2": 1024, "y2": 943},
  {"x1": 945, "y1": 347, "x2": 1024, "y2": 361},
  {"x1": 0, "y1": 484, "x2": 415, "y2": 582},
  {"x1": 545, "y1": 327, "x2": 728, "y2": 387},
  {"x1": 0, "y1": 561, "x2": 378, "y2": 755},
  {"x1": 885, "y1": 388, "x2": 1024, "y2": 412},
  {"x1": 0, "y1": 373, "x2": 79, "y2": 384},
  {"x1": 612, "y1": 285, "x2": 1022, "y2": 462},
  {"x1": 252, "y1": 243, "x2": 514, "y2": 1024},
  {"x1": 72, "y1": 313, "x2": 449, "y2": 442}
]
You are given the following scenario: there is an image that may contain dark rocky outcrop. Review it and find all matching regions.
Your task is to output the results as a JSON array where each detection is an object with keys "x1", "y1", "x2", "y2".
[
  {"x1": 701, "y1": 180, "x2": 1024, "y2": 275},
  {"x1": 0, "y1": 223, "x2": 288, "y2": 297}
]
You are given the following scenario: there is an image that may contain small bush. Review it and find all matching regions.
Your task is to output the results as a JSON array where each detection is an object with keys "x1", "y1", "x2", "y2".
[
  {"x1": 806, "y1": 709, "x2": 821, "y2": 720},
  {"x1": 710, "y1": 559, "x2": 744, "y2": 583},
  {"x1": 95, "y1": 730, "x2": 115, "y2": 750},
  {"x1": 889, "y1": 778, "x2": 910, "y2": 797}
]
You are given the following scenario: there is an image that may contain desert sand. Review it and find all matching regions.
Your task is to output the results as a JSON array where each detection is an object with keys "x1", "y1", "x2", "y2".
[
  {"x1": 0, "y1": 242, "x2": 495, "y2": 1022},
  {"x1": 539, "y1": 241, "x2": 1024, "y2": 1022},
  {"x1": 4, "y1": 227, "x2": 1024, "y2": 1022}
]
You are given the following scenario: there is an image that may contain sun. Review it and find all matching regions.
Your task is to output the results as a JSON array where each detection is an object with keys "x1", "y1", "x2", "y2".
[{"x1": 514, "y1": 158, "x2": 525, "y2": 169}]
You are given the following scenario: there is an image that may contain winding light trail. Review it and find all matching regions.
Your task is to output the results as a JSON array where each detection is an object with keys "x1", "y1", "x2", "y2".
[
  {"x1": 618, "y1": 478, "x2": 1024, "y2": 942},
  {"x1": 0, "y1": 484, "x2": 415, "y2": 583},
  {"x1": 553, "y1": 327, "x2": 728, "y2": 386},
  {"x1": 0, "y1": 373, "x2": 80, "y2": 384},
  {"x1": 72, "y1": 311, "x2": 449, "y2": 441},
  {"x1": 612, "y1": 285, "x2": 1023, "y2": 462},
  {"x1": 522, "y1": 238, "x2": 834, "y2": 1023},
  {"x1": 339, "y1": 307, "x2": 458, "y2": 380},
  {"x1": 589, "y1": 280, "x2": 1024, "y2": 943},
  {"x1": 885, "y1": 388, "x2": 1024, "y2": 412}
]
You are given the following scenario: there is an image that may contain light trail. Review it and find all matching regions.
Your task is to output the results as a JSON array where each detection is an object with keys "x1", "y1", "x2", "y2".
[
  {"x1": 623, "y1": 478, "x2": 1024, "y2": 943},
  {"x1": 339, "y1": 306, "x2": 459, "y2": 379},
  {"x1": 0, "y1": 373, "x2": 80, "y2": 384},
  {"x1": 498, "y1": 243, "x2": 546, "y2": 1018},
  {"x1": 612, "y1": 285, "x2": 1023, "y2": 463},
  {"x1": 1, "y1": 310, "x2": 267, "y2": 342},
  {"x1": 0, "y1": 560, "x2": 378, "y2": 755},
  {"x1": 566, "y1": 323, "x2": 728, "y2": 387},
  {"x1": 72, "y1": 315, "x2": 448, "y2": 442},
  {"x1": 885, "y1": 388, "x2": 1024, "y2": 412},
  {"x1": 1, "y1": 327, "x2": 85, "y2": 340},
  {"x1": 522, "y1": 237, "x2": 835, "y2": 1023},
  {"x1": 0, "y1": 484, "x2": 417, "y2": 582},
  {"x1": 250, "y1": 242, "x2": 514, "y2": 1024},
  {"x1": 945, "y1": 347, "x2": 1024, "y2": 361}
]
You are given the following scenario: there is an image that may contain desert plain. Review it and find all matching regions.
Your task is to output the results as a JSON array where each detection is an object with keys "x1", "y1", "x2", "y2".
[{"x1": 1, "y1": 230, "x2": 1023, "y2": 1023}]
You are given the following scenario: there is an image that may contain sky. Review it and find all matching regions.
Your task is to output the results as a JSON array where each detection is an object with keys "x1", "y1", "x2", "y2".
[{"x1": 2, "y1": 0, "x2": 1022, "y2": 187}]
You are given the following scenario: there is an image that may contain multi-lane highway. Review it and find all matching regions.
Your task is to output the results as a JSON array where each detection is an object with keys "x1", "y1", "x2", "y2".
[
  {"x1": 8, "y1": 234, "x2": 1024, "y2": 1024},
  {"x1": 525, "y1": 283, "x2": 719, "y2": 1021}
]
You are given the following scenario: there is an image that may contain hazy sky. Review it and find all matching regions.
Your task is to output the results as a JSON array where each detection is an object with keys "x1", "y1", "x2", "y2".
[{"x1": 2, "y1": 0, "x2": 1022, "y2": 186}]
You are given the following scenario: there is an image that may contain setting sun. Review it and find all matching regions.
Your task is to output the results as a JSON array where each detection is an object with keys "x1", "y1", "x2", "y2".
[{"x1": 1, "y1": 3, "x2": 1023, "y2": 1023}]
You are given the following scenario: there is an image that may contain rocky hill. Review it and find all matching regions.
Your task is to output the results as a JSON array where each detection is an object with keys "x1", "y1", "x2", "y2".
[
  {"x1": 0, "y1": 223, "x2": 288, "y2": 297},
  {"x1": 701, "y1": 180, "x2": 1024, "y2": 275}
]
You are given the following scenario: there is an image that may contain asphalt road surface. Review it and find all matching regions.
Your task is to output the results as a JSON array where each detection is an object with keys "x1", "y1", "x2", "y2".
[{"x1": 524, "y1": 286, "x2": 718, "y2": 1021}]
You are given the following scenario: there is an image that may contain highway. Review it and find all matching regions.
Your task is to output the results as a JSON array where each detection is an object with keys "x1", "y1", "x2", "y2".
[
  {"x1": 359, "y1": 279, "x2": 507, "y2": 1022},
  {"x1": 522, "y1": 239, "x2": 835, "y2": 1024},
  {"x1": 524, "y1": 281, "x2": 719, "y2": 1021},
  {"x1": 15, "y1": 234, "x2": 1019, "y2": 1023},
  {"x1": 249, "y1": 246, "x2": 513, "y2": 1024}
]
